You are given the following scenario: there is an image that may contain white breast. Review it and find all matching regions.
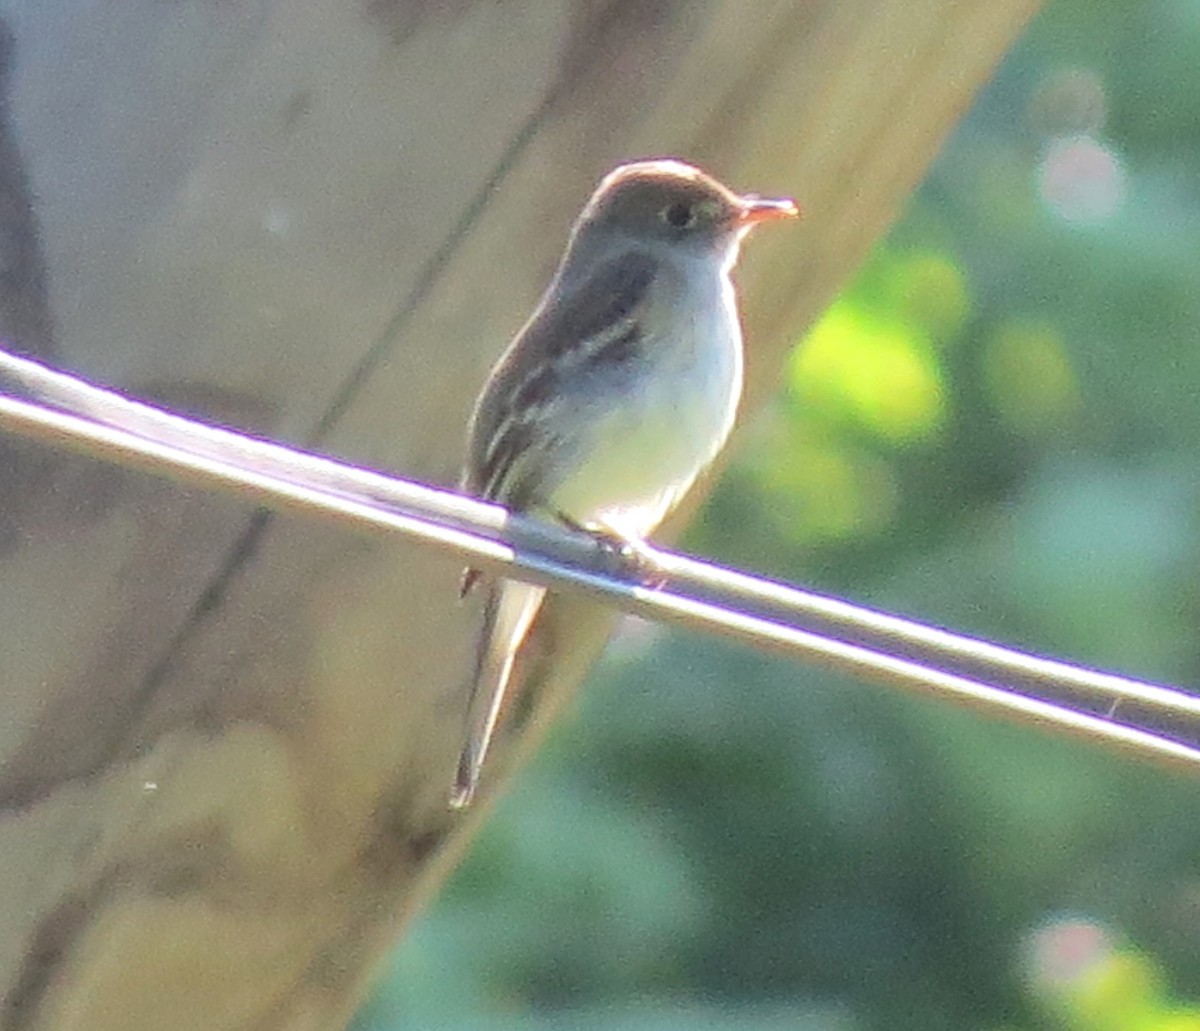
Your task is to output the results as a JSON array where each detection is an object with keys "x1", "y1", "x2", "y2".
[{"x1": 546, "y1": 264, "x2": 744, "y2": 539}]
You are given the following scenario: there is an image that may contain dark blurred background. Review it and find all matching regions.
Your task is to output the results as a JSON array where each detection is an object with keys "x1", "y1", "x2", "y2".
[{"x1": 356, "y1": 2, "x2": 1200, "y2": 1028}]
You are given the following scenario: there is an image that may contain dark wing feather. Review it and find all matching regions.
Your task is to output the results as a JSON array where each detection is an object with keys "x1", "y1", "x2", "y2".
[
  {"x1": 458, "y1": 251, "x2": 656, "y2": 598},
  {"x1": 462, "y1": 250, "x2": 657, "y2": 506}
]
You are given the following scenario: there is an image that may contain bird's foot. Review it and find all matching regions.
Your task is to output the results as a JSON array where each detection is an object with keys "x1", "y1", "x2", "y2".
[{"x1": 556, "y1": 513, "x2": 667, "y2": 589}]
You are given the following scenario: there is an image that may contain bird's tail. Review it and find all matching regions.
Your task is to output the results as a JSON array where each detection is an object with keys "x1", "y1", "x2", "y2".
[{"x1": 449, "y1": 579, "x2": 547, "y2": 809}]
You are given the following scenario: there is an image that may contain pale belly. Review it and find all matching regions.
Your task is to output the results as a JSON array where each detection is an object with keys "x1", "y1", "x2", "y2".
[{"x1": 545, "y1": 323, "x2": 742, "y2": 539}]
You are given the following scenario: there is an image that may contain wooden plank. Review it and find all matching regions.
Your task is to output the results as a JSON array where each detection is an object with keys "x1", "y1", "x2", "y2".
[{"x1": 0, "y1": 1, "x2": 1040, "y2": 1027}]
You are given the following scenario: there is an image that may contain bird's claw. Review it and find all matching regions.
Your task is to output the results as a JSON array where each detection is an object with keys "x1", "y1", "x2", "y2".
[{"x1": 557, "y1": 513, "x2": 667, "y2": 589}]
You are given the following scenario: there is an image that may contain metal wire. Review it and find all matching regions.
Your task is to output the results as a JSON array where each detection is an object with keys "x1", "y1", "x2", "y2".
[{"x1": 1, "y1": 349, "x2": 1198, "y2": 776}]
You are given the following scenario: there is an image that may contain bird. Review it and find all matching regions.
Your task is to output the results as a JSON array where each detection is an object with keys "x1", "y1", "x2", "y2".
[{"x1": 450, "y1": 158, "x2": 798, "y2": 809}]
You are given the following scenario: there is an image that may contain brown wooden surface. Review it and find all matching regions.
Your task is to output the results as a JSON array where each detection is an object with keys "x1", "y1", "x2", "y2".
[{"x1": 0, "y1": 1, "x2": 1040, "y2": 1028}]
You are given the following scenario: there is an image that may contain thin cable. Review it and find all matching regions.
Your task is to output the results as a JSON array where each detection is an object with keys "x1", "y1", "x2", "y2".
[
  {"x1": 0, "y1": 350, "x2": 1197, "y2": 774},
  {"x1": 5, "y1": 348, "x2": 1193, "y2": 735}
]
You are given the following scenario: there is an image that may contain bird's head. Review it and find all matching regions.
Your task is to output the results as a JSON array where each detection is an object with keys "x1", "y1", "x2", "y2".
[{"x1": 573, "y1": 158, "x2": 799, "y2": 260}]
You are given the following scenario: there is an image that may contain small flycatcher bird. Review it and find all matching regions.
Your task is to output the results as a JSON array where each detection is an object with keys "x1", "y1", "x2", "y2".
[{"x1": 451, "y1": 158, "x2": 798, "y2": 808}]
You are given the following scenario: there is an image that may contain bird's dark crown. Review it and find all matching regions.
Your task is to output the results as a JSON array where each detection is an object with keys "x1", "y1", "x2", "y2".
[{"x1": 575, "y1": 158, "x2": 748, "y2": 247}]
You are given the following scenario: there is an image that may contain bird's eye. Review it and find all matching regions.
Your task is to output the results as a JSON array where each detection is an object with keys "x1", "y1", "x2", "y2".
[{"x1": 661, "y1": 201, "x2": 695, "y2": 229}]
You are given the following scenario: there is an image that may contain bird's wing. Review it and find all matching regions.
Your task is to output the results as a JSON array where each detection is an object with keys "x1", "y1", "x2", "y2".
[{"x1": 462, "y1": 249, "x2": 658, "y2": 508}]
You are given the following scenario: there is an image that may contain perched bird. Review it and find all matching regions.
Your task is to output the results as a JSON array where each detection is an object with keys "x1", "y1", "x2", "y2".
[{"x1": 451, "y1": 158, "x2": 798, "y2": 809}]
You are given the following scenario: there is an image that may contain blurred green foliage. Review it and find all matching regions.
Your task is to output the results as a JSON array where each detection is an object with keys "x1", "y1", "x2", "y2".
[{"x1": 355, "y1": 2, "x2": 1200, "y2": 1028}]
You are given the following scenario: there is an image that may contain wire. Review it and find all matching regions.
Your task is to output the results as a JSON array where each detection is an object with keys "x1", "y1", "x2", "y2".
[{"x1": 0, "y1": 349, "x2": 1197, "y2": 775}]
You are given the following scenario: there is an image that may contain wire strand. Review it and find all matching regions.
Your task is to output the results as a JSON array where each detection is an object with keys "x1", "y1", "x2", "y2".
[{"x1": 0, "y1": 349, "x2": 1197, "y2": 775}]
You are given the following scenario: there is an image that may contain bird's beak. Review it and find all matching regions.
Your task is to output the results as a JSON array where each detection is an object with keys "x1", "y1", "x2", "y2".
[{"x1": 736, "y1": 195, "x2": 801, "y2": 226}]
